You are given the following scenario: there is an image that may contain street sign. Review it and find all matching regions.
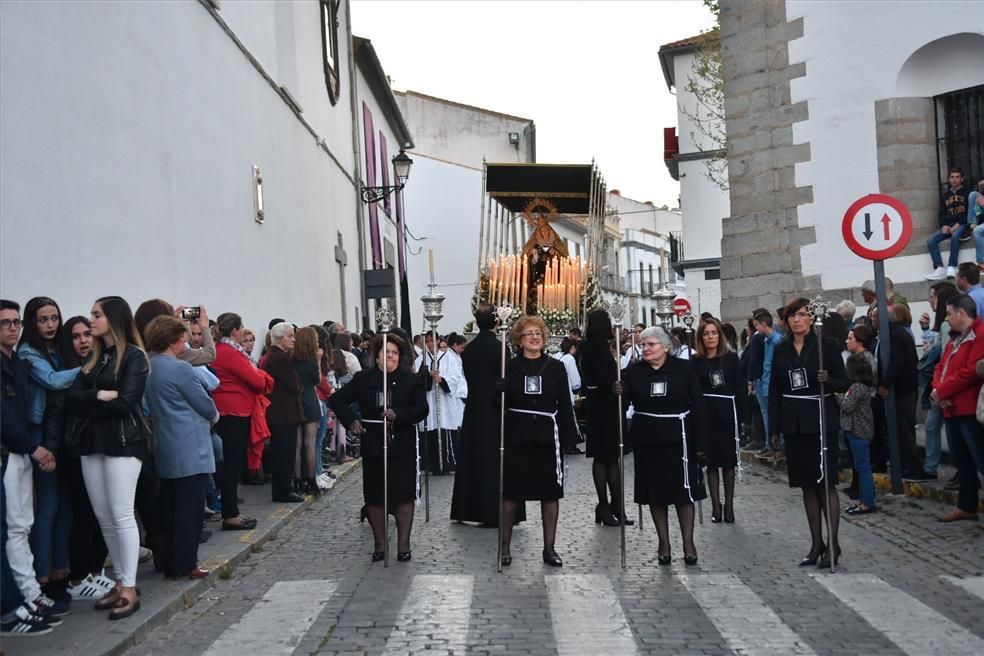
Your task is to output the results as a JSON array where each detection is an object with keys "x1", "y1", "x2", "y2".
[
  {"x1": 673, "y1": 298, "x2": 691, "y2": 317},
  {"x1": 841, "y1": 194, "x2": 913, "y2": 261}
]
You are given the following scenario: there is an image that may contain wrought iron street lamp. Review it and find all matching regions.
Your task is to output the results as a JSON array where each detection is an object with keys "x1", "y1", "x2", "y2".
[{"x1": 361, "y1": 150, "x2": 413, "y2": 204}]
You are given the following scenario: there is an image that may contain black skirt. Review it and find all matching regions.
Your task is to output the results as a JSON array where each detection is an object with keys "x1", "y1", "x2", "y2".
[
  {"x1": 634, "y1": 443, "x2": 707, "y2": 506},
  {"x1": 705, "y1": 416, "x2": 739, "y2": 469},
  {"x1": 584, "y1": 394, "x2": 626, "y2": 459},
  {"x1": 785, "y1": 432, "x2": 838, "y2": 489},
  {"x1": 363, "y1": 453, "x2": 417, "y2": 504},
  {"x1": 503, "y1": 443, "x2": 563, "y2": 501}
]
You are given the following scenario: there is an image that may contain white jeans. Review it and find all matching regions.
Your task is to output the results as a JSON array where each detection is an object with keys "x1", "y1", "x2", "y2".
[
  {"x1": 3, "y1": 453, "x2": 40, "y2": 601},
  {"x1": 81, "y1": 454, "x2": 142, "y2": 587}
]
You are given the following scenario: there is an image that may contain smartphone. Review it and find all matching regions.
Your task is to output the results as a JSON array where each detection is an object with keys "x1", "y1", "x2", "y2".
[{"x1": 180, "y1": 306, "x2": 201, "y2": 321}]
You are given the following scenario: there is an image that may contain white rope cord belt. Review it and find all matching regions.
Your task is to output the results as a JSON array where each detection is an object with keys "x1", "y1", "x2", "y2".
[
  {"x1": 704, "y1": 394, "x2": 743, "y2": 481},
  {"x1": 634, "y1": 410, "x2": 694, "y2": 503},
  {"x1": 362, "y1": 419, "x2": 423, "y2": 504},
  {"x1": 508, "y1": 408, "x2": 563, "y2": 486},
  {"x1": 783, "y1": 394, "x2": 833, "y2": 483}
]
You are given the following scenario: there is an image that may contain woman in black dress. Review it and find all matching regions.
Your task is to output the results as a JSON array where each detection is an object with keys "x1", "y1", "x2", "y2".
[
  {"x1": 616, "y1": 326, "x2": 707, "y2": 565},
  {"x1": 579, "y1": 310, "x2": 632, "y2": 527},
  {"x1": 330, "y1": 334, "x2": 428, "y2": 562},
  {"x1": 498, "y1": 316, "x2": 578, "y2": 567},
  {"x1": 692, "y1": 318, "x2": 744, "y2": 523},
  {"x1": 768, "y1": 297, "x2": 849, "y2": 569}
]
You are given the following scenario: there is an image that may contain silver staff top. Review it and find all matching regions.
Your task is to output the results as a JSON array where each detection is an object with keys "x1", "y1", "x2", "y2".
[
  {"x1": 807, "y1": 295, "x2": 831, "y2": 326},
  {"x1": 376, "y1": 306, "x2": 395, "y2": 333},
  {"x1": 495, "y1": 302, "x2": 514, "y2": 329},
  {"x1": 608, "y1": 296, "x2": 626, "y2": 327}
]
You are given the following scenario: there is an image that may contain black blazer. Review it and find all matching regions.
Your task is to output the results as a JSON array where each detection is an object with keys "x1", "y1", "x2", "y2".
[
  {"x1": 692, "y1": 352, "x2": 745, "y2": 426},
  {"x1": 262, "y1": 346, "x2": 303, "y2": 426},
  {"x1": 502, "y1": 355, "x2": 578, "y2": 449},
  {"x1": 621, "y1": 357, "x2": 707, "y2": 451},
  {"x1": 768, "y1": 333, "x2": 849, "y2": 437}
]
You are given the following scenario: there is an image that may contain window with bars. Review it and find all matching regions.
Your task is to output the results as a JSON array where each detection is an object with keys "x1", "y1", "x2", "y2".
[{"x1": 936, "y1": 84, "x2": 983, "y2": 188}]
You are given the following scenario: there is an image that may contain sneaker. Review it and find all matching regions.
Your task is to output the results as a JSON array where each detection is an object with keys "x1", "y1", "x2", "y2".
[
  {"x1": 67, "y1": 574, "x2": 110, "y2": 600},
  {"x1": 943, "y1": 478, "x2": 961, "y2": 491},
  {"x1": 1, "y1": 604, "x2": 53, "y2": 637},
  {"x1": 925, "y1": 266, "x2": 947, "y2": 281},
  {"x1": 203, "y1": 504, "x2": 217, "y2": 518},
  {"x1": 946, "y1": 265, "x2": 957, "y2": 279},
  {"x1": 41, "y1": 580, "x2": 71, "y2": 604},
  {"x1": 138, "y1": 546, "x2": 153, "y2": 564},
  {"x1": 32, "y1": 593, "x2": 70, "y2": 618}
]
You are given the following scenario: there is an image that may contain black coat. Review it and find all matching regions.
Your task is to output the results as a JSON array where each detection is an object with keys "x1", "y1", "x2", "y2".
[
  {"x1": 329, "y1": 366, "x2": 428, "y2": 459},
  {"x1": 502, "y1": 355, "x2": 578, "y2": 449},
  {"x1": 262, "y1": 346, "x2": 303, "y2": 426},
  {"x1": 692, "y1": 352, "x2": 745, "y2": 426},
  {"x1": 2, "y1": 351, "x2": 36, "y2": 455},
  {"x1": 621, "y1": 357, "x2": 707, "y2": 452},
  {"x1": 876, "y1": 323, "x2": 919, "y2": 396},
  {"x1": 67, "y1": 344, "x2": 149, "y2": 458},
  {"x1": 768, "y1": 333, "x2": 849, "y2": 437},
  {"x1": 579, "y1": 338, "x2": 621, "y2": 449}
]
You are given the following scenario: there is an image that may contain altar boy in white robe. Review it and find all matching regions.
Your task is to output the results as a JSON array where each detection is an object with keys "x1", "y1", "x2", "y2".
[{"x1": 414, "y1": 332, "x2": 468, "y2": 475}]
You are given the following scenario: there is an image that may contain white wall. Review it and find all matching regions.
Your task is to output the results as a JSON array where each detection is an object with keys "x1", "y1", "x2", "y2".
[
  {"x1": 678, "y1": 159, "x2": 729, "y2": 261},
  {"x1": 403, "y1": 156, "x2": 484, "y2": 334},
  {"x1": 786, "y1": 0, "x2": 984, "y2": 290},
  {"x1": 0, "y1": 0, "x2": 359, "y2": 334},
  {"x1": 684, "y1": 269, "x2": 722, "y2": 320}
]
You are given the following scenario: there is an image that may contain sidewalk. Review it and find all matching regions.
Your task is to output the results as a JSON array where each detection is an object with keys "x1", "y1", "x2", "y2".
[{"x1": 4, "y1": 460, "x2": 361, "y2": 656}]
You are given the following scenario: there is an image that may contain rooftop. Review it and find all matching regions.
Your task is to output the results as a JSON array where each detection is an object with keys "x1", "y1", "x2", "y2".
[
  {"x1": 658, "y1": 31, "x2": 714, "y2": 91},
  {"x1": 395, "y1": 89, "x2": 533, "y2": 124}
]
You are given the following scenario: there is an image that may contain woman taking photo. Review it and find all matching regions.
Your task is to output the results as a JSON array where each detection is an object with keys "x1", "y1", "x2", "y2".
[
  {"x1": 692, "y1": 318, "x2": 744, "y2": 523},
  {"x1": 579, "y1": 310, "x2": 630, "y2": 527},
  {"x1": 329, "y1": 333, "x2": 427, "y2": 562},
  {"x1": 497, "y1": 316, "x2": 579, "y2": 567},
  {"x1": 211, "y1": 313, "x2": 272, "y2": 528},
  {"x1": 615, "y1": 326, "x2": 707, "y2": 565},
  {"x1": 143, "y1": 316, "x2": 219, "y2": 579},
  {"x1": 292, "y1": 327, "x2": 323, "y2": 495},
  {"x1": 768, "y1": 297, "x2": 849, "y2": 569},
  {"x1": 67, "y1": 296, "x2": 148, "y2": 620},
  {"x1": 17, "y1": 296, "x2": 80, "y2": 604}
]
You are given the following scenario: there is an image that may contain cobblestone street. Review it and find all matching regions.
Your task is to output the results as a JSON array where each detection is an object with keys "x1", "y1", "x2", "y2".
[{"x1": 116, "y1": 455, "x2": 982, "y2": 656}]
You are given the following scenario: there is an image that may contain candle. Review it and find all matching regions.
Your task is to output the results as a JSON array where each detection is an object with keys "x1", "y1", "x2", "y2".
[{"x1": 429, "y1": 249, "x2": 435, "y2": 285}]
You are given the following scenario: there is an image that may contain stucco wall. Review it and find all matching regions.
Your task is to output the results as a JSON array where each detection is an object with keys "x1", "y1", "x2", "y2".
[{"x1": 0, "y1": 0, "x2": 360, "y2": 334}]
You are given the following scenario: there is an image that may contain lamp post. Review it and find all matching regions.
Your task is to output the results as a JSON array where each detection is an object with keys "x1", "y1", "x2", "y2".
[
  {"x1": 420, "y1": 284, "x2": 446, "y2": 519},
  {"x1": 361, "y1": 150, "x2": 413, "y2": 204}
]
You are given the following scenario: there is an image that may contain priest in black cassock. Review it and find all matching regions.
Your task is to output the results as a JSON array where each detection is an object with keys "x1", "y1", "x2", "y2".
[{"x1": 450, "y1": 304, "x2": 526, "y2": 527}]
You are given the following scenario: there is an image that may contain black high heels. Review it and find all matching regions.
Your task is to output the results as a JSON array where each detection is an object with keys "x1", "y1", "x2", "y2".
[
  {"x1": 723, "y1": 505, "x2": 735, "y2": 523},
  {"x1": 371, "y1": 550, "x2": 384, "y2": 562},
  {"x1": 360, "y1": 506, "x2": 368, "y2": 523},
  {"x1": 657, "y1": 554, "x2": 672, "y2": 566},
  {"x1": 542, "y1": 548, "x2": 563, "y2": 567},
  {"x1": 500, "y1": 551, "x2": 512, "y2": 567},
  {"x1": 817, "y1": 545, "x2": 841, "y2": 569},
  {"x1": 610, "y1": 501, "x2": 634, "y2": 526},
  {"x1": 684, "y1": 554, "x2": 698, "y2": 566},
  {"x1": 397, "y1": 551, "x2": 412, "y2": 562},
  {"x1": 798, "y1": 545, "x2": 826, "y2": 567},
  {"x1": 595, "y1": 503, "x2": 619, "y2": 527}
]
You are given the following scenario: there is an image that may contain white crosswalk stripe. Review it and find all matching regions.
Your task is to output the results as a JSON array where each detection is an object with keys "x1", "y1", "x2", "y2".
[
  {"x1": 382, "y1": 574, "x2": 474, "y2": 655},
  {"x1": 941, "y1": 574, "x2": 984, "y2": 602},
  {"x1": 545, "y1": 573, "x2": 639, "y2": 656},
  {"x1": 814, "y1": 573, "x2": 984, "y2": 656},
  {"x1": 679, "y1": 573, "x2": 818, "y2": 655},
  {"x1": 201, "y1": 580, "x2": 338, "y2": 656}
]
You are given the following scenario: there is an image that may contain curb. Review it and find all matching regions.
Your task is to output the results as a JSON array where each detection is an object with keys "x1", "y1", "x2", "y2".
[
  {"x1": 739, "y1": 449, "x2": 984, "y2": 513},
  {"x1": 102, "y1": 459, "x2": 362, "y2": 656}
]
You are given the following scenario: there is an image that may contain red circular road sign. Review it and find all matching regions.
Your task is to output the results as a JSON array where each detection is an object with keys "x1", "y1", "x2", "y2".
[
  {"x1": 841, "y1": 194, "x2": 913, "y2": 261},
  {"x1": 673, "y1": 298, "x2": 691, "y2": 317}
]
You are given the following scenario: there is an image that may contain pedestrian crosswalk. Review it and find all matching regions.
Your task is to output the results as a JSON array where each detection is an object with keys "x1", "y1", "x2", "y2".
[{"x1": 199, "y1": 572, "x2": 983, "y2": 655}]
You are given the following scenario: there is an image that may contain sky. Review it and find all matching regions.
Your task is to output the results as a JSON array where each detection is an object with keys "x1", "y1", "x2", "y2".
[{"x1": 350, "y1": 0, "x2": 716, "y2": 208}]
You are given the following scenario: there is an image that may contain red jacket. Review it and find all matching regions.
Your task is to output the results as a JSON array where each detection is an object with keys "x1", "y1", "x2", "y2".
[
  {"x1": 932, "y1": 317, "x2": 984, "y2": 418},
  {"x1": 212, "y1": 341, "x2": 272, "y2": 417}
]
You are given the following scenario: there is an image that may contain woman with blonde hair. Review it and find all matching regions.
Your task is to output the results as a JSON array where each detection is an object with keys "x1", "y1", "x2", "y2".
[
  {"x1": 497, "y1": 316, "x2": 578, "y2": 567},
  {"x1": 66, "y1": 297, "x2": 148, "y2": 619}
]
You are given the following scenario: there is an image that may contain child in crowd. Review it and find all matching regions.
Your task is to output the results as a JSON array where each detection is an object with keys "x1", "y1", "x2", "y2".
[{"x1": 840, "y1": 353, "x2": 876, "y2": 515}]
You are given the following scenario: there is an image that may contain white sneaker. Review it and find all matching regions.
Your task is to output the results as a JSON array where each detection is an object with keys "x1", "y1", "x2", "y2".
[
  {"x1": 138, "y1": 546, "x2": 153, "y2": 564},
  {"x1": 91, "y1": 573, "x2": 116, "y2": 592},
  {"x1": 946, "y1": 266, "x2": 956, "y2": 278},
  {"x1": 66, "y1": 574, "x2": 114, "y2": 600},
  {"x1": 925, "y1": 267, "x2": 946, "y2": 281}
]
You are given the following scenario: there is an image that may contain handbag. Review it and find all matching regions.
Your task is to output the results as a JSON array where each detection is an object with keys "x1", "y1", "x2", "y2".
[{"x1": 118, "y1": 406, "x2": 152, "y2": 448}]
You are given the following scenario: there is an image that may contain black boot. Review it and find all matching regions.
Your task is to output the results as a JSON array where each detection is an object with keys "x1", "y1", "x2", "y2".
[{"x1": 595, "y1": 503, "x2": 619, "y2": 526}]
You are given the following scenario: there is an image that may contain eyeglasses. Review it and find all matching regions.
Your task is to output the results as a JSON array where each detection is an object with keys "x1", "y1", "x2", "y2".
[
  {"x1": 519, "y1": 331, "x2": 543, "y2": 338},
  {"x1": 1, "y1": 319, "x2": 22, "y2": 330}
]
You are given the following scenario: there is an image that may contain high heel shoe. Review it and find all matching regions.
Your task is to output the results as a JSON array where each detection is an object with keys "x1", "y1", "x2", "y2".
[
  {"x1": 397, "y1": 551, "x2": 412, "y2": 562},
  {"x1": 657, "y1": 553, "x2": 672, "y2": 565},
  {"x1": 360, "y1": 506, "x2": 368, "y2": 523},
  {"x1": 610, "y1": 501, "x2": 634, "y2": 526},
  {"x1": 723, "y1": 505, "x2": 735, "y2": 523},
  {"x1": 798, "y1": 545, "x2": 826, "y2": 567},
  {"x1": 371, "y1": 550, "x2": 384, "y2": 562},
  {"x1": 542, "y1": 548, "x2": 563, "y2": 567},
  {"x1": 817, "y1": 545, "x2": 841, "y2": 569},
  {"x1": 595, "y1": 503, "x2": 619, "y2": 527},
  {"x1": 500, "y1": 551, "x2": 512, "y2": 567},
  {"x1": 684, "y1": 554, "x2": 698, "y2": 566}
]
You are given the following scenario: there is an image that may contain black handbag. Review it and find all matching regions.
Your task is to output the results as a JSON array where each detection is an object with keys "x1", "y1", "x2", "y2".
[{"x1": 118, "y1": 407, "x2": 152, "y2": 448}]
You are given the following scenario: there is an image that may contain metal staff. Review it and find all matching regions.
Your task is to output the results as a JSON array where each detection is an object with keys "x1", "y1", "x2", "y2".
[
  {"x1": 377, "y1": 306, "x2": 394, "y2": 567},
  {"x1": 421, "y1": 286, "x2": 447, "y2": 522},
  {"x1": 631, "y1": 328, "x2": 643, "y2": 531},
  {"x1": 808, "y1": 295, "x2": 836, "y2": 573},
  {"x1": 609, "y1": 298, "x2": 628, "y2": 568},
  {"x1": 495, "y1": 303, "x2": 514, "y2": 573},
  {"x1": 681, "y1": 310, "x2": 702, "y2": 525}
]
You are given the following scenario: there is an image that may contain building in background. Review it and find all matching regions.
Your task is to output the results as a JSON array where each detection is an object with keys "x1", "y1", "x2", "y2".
[
  {"x1": 717, "y1": 0, "x2": 983, "y2": 325},
  {"x1": 659, "y1": 33, "x2": 730, "y2": 320}
]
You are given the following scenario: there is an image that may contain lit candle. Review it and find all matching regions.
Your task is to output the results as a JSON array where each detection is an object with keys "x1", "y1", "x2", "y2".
[{"x1": 429, "y1": 249, "x2": 435, "y2": 285}]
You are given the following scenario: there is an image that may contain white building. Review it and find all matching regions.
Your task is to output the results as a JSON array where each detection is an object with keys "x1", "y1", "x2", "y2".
[
  {"x1": 716, "y1": 0, "x2": 984, "y2": 326},
  {"x1": 394, "y1": 91, "x2": 536, "y2": 333},
  {"x1": 0, "y1": 0, "x2": 363, "y2": 333},
  {"x1": 608, "y1": 190, "x2": 685, "y2": 326},
  {"x1": 658, "y1": 33, "x2": 730, "y2": 320}
]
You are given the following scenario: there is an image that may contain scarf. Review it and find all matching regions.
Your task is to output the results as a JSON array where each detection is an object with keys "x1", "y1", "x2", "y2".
[{"x1": 221, "y1": 337, "x2": 257, "y2": 367}]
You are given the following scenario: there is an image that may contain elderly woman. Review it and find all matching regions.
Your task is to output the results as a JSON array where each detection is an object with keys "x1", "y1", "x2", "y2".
[
  {"x1": 262, "y1": 322, "x2": 304, "y2": 503},
  {"x1": 143, "y1": 316, "x2": 219, "y2": 580},
  {"x1": 769, "y1": 297, "x2": 849, "y2": 569},
  {"x1": 330, "y1": 334, "x2": 428, "y2": 562},
  {"x1": 497, "y1": 316, "x2": 578, "y2": 567},
  {"x1": 615, "y1": 326, "x2": 707, "y2": 566}
]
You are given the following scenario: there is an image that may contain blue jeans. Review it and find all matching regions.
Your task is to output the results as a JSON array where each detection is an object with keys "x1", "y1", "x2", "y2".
[
  {"x1": 922, "y1": 405, "x2": 944, "y2": 475},
  {"x1": 846, "y1": 433, "x2": 876, "y2": 509},
  {"x1": 1, "y1": 455, "x2": 25, "y2": 617},
  {"x1": 29, "y1": 424, "x2": 72, "y2": 579},
  {"x1": 973, "y1": 223, "x2": 984, "y2": 263},
  {"x1": 927, "y1": 224, "x2": 967, "y2": 268},
  {"x1": 755, "y1": 381, "x2": 784, "y2": 448},
  {"x1": 315, "y1": 401, "x2": 328, "y2": 476},
  {"x1": 944, "y1": 416, "x2": 984, "y2": 513}
]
